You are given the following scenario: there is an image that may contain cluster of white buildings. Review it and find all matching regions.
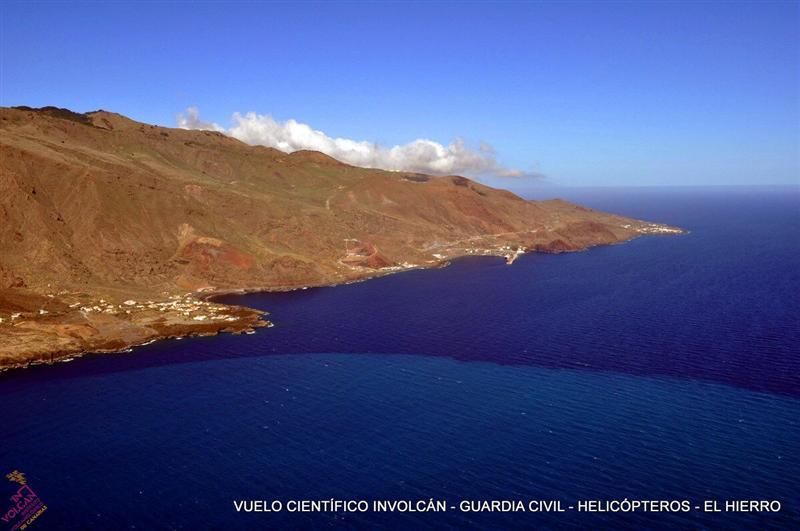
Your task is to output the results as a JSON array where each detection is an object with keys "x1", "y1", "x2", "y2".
[
  {"x1": 71, "y1": 295, "x2": 239, "y2": 322},
  {"x1": 636, "y1": 223, "x2": 683, "y2": 234}
]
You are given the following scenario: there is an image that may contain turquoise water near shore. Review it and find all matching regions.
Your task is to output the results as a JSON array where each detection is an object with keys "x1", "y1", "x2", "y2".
[{"x1": 1, "y1": 186, "x2": 798, "y2": 529}]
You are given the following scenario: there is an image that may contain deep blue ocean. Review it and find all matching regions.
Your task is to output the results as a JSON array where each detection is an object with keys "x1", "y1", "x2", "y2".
[{"x1": 1, "y1": 186, "x2": 798, "y2": 529}]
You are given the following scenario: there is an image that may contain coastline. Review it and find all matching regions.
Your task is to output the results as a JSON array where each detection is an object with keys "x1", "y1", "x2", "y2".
[
  {"x1": 0, "y1": 227, "x2": 684, "y2": 374},
  {"x1": 0, "y1": 106, "x2": 684, "y2": 375},
  {"x1": 0, "y1": 298, "x2": 269, "y2": 373},
  {"x1": 1, "y1": 255, "x2": 465, "y2": 373}
]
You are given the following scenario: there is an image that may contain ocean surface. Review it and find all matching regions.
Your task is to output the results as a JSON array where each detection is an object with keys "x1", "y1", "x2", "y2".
[{"x1": 1, "y1": 186, "x2": 798, "y2": 529}]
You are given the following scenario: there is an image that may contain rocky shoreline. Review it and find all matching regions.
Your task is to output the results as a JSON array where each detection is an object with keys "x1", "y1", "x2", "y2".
[
  {"x1": 0, "y1": 225, "x2": 684, "y2": 373},
  {"x1": 0, "y1": 106, "x2": 684, "y2": 373},
  {"x1": 0, "y1": 293, "x2": 268, "y2": 372}
]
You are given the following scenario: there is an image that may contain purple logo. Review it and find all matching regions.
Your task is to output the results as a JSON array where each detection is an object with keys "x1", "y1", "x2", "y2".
[{"x1": 1, "y1": 471, "x2": 47, "y2": 531}]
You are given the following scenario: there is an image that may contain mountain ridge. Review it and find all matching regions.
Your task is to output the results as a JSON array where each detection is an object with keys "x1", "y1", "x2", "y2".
[{"x1": 0, "y1": 106, "x2": 681, "y2": 368}]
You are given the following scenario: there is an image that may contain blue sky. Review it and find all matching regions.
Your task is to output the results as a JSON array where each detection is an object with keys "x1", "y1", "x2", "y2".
[{"x1": 2, "y1": 1, "x2": 798, "y2": 187}]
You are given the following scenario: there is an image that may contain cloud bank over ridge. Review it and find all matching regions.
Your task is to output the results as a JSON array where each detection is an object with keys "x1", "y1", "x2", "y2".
[{"x1": 177, "y1": 107, "x2": 525, "y2": 178}]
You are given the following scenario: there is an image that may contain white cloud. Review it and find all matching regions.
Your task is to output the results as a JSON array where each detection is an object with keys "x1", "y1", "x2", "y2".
[
  {"x1": 176, "y1": 107, "x2": 226, "y2": 132},
  {"x1": 176, "y1": 107, "x2": 526, "y2": 178}
]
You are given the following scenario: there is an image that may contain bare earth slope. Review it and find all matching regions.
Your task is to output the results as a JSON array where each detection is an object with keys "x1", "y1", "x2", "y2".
[{"x1": 0, "y1": 106, "x2": 681, "y2": 368}]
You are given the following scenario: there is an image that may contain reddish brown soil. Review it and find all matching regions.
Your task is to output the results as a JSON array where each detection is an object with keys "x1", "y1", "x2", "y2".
[{"x1": 0, "y1": 106, "x2": 681, "y2": 369}]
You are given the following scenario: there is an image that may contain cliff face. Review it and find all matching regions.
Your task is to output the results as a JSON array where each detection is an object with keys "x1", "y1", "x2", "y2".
[{"x1": 0, "y1": 106, "x2": 679, "y2": 367}]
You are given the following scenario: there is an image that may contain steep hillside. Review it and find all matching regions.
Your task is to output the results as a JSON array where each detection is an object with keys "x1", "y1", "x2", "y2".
[{"x1": 0, "y1": 106, "x2": 681, "y2": 367}]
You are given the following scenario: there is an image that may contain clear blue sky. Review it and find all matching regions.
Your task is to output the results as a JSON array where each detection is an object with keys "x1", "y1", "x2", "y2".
[{"x1": 2, "y1": 1, "x2": 798, "y2": 186}]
